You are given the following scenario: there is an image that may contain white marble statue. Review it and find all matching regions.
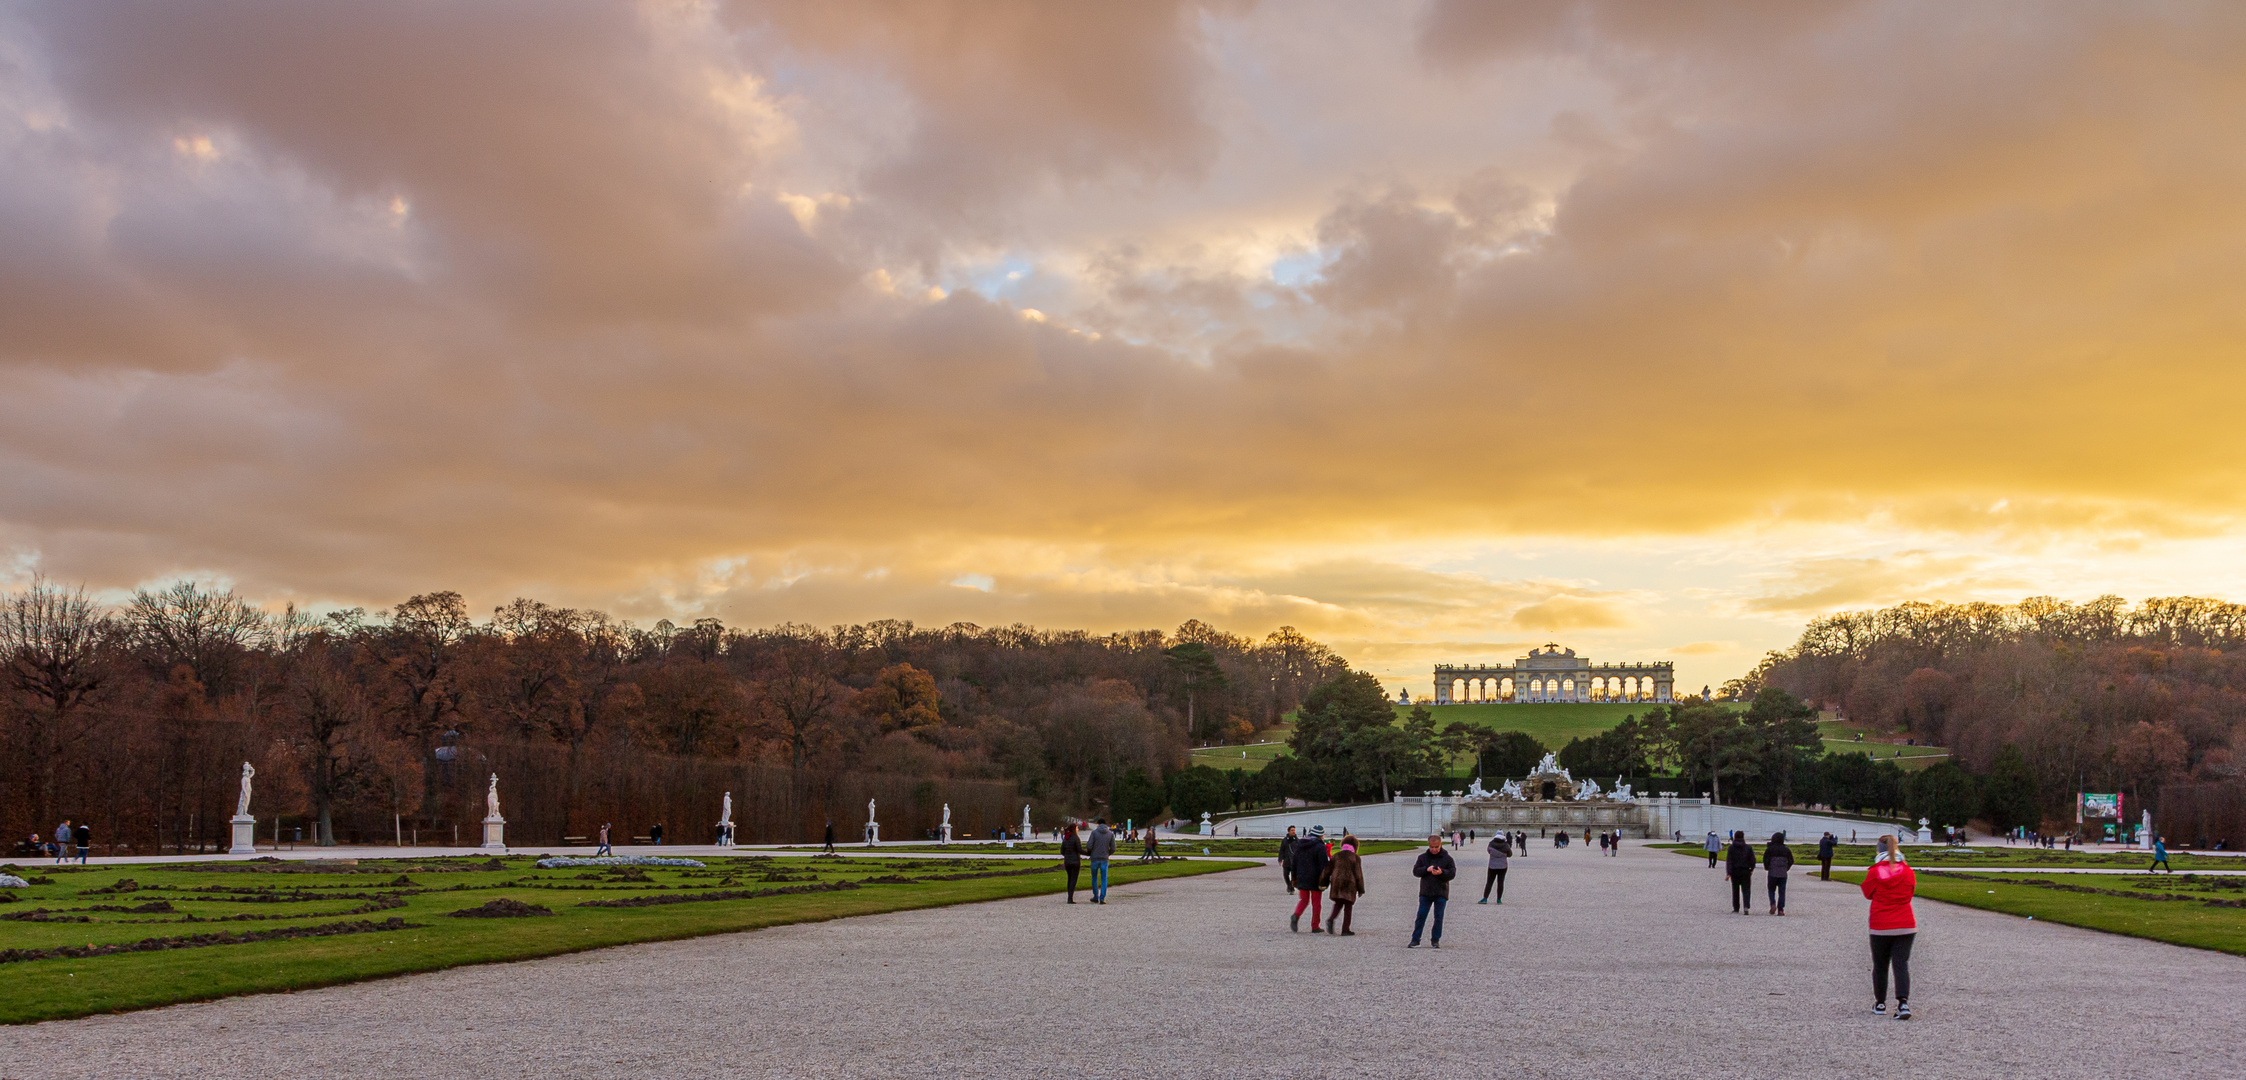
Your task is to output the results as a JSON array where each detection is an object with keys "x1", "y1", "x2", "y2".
[
  {"x1": 1466, "y1": 777, "x2": 1492, "y2": 799},
  {"x1": 868, "y1": 798, "x2": 876, "y2": 822},
  {"x1": 485, "y1": 773, "x2": 502, "y2": 819},
  {"x1": 1612, "y1": 783, "x2": 1636, "y2": 803},
  {"x1": 942, "y1": 803, "x2": 952, "y2": 827},
  {"x1": 235, "y1": 761, "x2": 256, "y2": 816},
  {"x1": 1021, "y1": 804, "x2": 1033, "y2": 837},
  {"x1": 1534, "y1": 752, "x2": 1561, "y2": 774},
  {"x1": 1576, "y1": 776, "x2": 1603, "y2": 800},
  {"x1": 1498, "y1": 779, "x2": 1524, "y2": 800},
  {"x1": 719, "y1": 791, "x2": 733, "y2": 828}
]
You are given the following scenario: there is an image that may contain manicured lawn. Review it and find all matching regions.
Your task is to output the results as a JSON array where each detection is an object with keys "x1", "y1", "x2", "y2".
[
  {"x1": 1187, "y1": 741, "x2": 1293, "y2": 773},
  {"x1": 774, "y1": 839, "x2": 1420, "y2": 857},
  {"x1": 1829, "y1": 869, "x2": 2246, "y2": 956},
  {"x1": 0, "y1": 853, "x2": 1255, "y2": 1024},
  {"x1": 1404, "y1": 702, "x2": 1645, "y2": 749},
  {"x1": 1651, "y1": 842, "x2": 2246, "y2": 871}
]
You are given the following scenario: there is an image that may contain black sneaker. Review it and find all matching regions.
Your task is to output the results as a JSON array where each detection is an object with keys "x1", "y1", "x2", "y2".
[
  {"x1": 1290, "y1": 915, "x2": 1299, "y2": 932},
  {"x1": 1407, "y1": 941, "x2": 1420, "y2": 948},
  {"x1": 1430, "y1": 941, "x2": 1441, "y2": 949},
  {"x1": 1895, "y1": 1003, "x2": 1911, "y2": 1021},
  {"x1": 1873, "y1": 1003, "x2": 1887, "y2": 1016}
]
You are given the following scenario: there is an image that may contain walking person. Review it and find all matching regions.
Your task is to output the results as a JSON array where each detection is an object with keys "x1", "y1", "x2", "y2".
[
  {"x1": 1862, "y1": 834, "x2": 1918, "y2": 1020},
  {"x1": 1325, "y1": 833, "x2": 1365, "y2": 935},
  {"x1": 1061, "y1": 822, "x2": 1084, "y2": 902},
  {"x1": 1726, "y1": 830, "x2": 1756, "y2": 914},
  {"x1": 1087, "y1": 818, "x2": 1115, "y2": 903},
  {"x1": 1290, "y1": 825, "x2": 1331, "y2": 931},
  {"x1": 1279, "y1": 826, "x2": 1300, "y2": 894},
  {"x1": 2149, "y1": 835, "x2": 2172, "y2": 873},
  {"x1": 1408, "y1": 833, "x2": 1456, "y2": 948},
  {"x1": 1764, "y1": 831, "x2": 1795, "y2": 915},
  {"x1": 1705, "y1": 830, "x2": 1722, "y2": 868},
  {"x1": 1141, "y1": 828, "x2": 1160, "y2": 863},
  {"x1": 72, "y1": 821, "x2": 90, "y2": 863},
  {"x1": 53, "y1": 820, "x2": 72, "y2": 864},
  {"x1": 1480, "y1": 831, "x2": 1511, "y2": 904},
  {"x1": 595, "y1": 823, "x2": 613, "y2": 856},
  {"x1": 649, "y1": 822, "x2": 665, "y2": 846},
  {"x1": 1818, "y1": 832, "x2": 1836, "y2": 881},
  {"x1": 821, "y1": 820, "x2": 836, "y2": 854}
]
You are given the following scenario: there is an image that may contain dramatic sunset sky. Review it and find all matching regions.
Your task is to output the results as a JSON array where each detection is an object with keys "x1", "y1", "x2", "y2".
[{"x1": 4, "y1": 1, "x2": 2244, "y2": 696}]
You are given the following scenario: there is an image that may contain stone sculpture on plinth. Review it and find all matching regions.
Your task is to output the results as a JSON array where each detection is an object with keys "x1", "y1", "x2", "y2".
[
  {"x1": 717, "y1": 791, "x2": 735, "y2": 848},
  {"x1": 482, "y1": 773, "x2": 508, "y2": 851},
  {"x1": 1199, "y1": 811, "x2": 1213, "y2": 836},
  {"x1": 865, "y1": 798, "x2": 879, "y2": 845},
  {"x1": 1021, "y1": 804, "x2": 1033, "y2": 840},
  {"x1": 940, "y1": 802, "x2": 953, "y2": 845},
  {"x1": 229, "y1": 762, "x2": 258, "y2": 855}
]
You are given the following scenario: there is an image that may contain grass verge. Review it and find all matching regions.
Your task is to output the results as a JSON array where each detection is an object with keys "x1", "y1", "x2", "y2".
[
  {"x1": 1828, "y1": 868, "x2": 2246, "y2": 956},
  {"x1": 1652, "y1": 842, "x2": 2246, "y2": 872},
  {"x1": 0, "y1": 854, "x2": 1253, "y2": 1024}
]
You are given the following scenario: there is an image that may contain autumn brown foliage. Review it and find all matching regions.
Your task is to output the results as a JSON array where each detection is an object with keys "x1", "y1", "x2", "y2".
[{"x1": 0, "y1": 582, "x2": 1347, "y2": 851}]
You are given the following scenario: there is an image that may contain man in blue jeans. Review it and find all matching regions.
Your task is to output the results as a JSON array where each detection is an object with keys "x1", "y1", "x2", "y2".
[
  {"x1": 1408, "y1": 833, "x2": 1455, "y2": 948},
  {"x1": 1087, "y1": 818, "x2": 1116, "y2": 903}
]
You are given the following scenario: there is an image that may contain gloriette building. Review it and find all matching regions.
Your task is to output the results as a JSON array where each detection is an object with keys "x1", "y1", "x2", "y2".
[{"x1": 1433, "y1": 643, "x2": 1672, "y2": 704}]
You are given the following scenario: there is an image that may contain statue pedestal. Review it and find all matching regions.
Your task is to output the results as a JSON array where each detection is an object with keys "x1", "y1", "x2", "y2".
[
  {"x1": 940, "y1": 824, "x2": 952, "y2": 845},
  {"x1": 716, "y1": 826, "x2": 734, "y2": 849},
  {"x1": 865, "y1": 822, "x2": 879, "y2": 846},
  {"x1": 229, "y1": 815, "x2": 258, "y2": 855},
  {"x1": 481, "y1": 815, "x2": 507, "y2": 852}
]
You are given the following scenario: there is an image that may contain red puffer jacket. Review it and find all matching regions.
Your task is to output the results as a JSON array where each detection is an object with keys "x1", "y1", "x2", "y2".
[{"x1": 1860, "y1": 859, "x2": 1917, "y2": 932}]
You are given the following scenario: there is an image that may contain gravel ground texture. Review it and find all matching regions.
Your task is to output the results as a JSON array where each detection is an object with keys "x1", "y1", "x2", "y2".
[{"x1": 3, "y1": 841, "x2": 2240, "y2": 1079}]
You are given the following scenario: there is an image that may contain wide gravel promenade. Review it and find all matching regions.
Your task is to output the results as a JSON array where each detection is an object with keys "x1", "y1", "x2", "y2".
[{"x1": 4, "y1": 842, "x2": 2240, "y2": 1079}]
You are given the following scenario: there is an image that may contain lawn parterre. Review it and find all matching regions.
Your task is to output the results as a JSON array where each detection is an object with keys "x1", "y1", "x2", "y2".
[
  {"x1": 1654, "y1": 842, "x2": 2246, "y2": 872},
  {"x1": 0, "y1": 853, "x2": 1255, "y2": 1024},
  {"x1": 1829, "y1": 869, "x2": 2246, "y2": 956},
  {"x1": 771, "y1": 839, "x2": 1420, "y2": 857}
]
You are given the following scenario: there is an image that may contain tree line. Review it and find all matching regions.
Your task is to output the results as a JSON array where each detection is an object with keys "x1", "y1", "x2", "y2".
[
  {"x1": 0, "y1": 579, "x2": 1351, "y2": 850},
  {"x1": 1744, "y1": 595, "x2": 2246, "y2": 838}
]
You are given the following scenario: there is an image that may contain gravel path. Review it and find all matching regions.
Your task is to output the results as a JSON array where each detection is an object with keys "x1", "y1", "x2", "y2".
[{"x1": 4, "y1": 843, "x2": 2240, "y2": 1079}]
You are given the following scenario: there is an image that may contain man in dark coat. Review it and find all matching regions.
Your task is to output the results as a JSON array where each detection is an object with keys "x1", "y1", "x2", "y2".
[
  {"x1": 1409, "y1": 833, "x2": 1456, "y2": 948},
  {"x1": 1060, "y1": 822, "x2": 1084, "y2": 903},
  {"x1": 822, "y1": 820, "x2": 836, "y2": 854},
  {"x1": 1279, "y1": 826, "x2": 1300, "y2": 893},
  {"x1": 1289, "y1": 825, "x2": 1331, "y2": 932},
  {"x1": 1725, "y1": 831, "x2": 1756, "y2": 913},
  {"x1": 1818, "y1": 832, "x2": 1837, "y2": 880}
]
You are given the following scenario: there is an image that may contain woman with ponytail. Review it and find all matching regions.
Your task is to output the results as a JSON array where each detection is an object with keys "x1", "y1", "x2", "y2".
[{"x1": 1861, "y1": 834, "x2": 1918, "y2": 1020}]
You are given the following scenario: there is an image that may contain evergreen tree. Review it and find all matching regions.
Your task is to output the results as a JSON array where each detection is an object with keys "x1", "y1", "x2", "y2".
[{"x1": 1979, "y1": 743, "x2": 2040, "y2": 832}]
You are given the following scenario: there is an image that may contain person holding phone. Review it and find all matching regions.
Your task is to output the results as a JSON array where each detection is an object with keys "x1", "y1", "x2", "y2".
[
  {"x1": 1408, "y1": 833, "x2": 1456, "y2": 948},
  {"x1": 1862, "y1": 834, "x2": 1918, "y2": 1021}
]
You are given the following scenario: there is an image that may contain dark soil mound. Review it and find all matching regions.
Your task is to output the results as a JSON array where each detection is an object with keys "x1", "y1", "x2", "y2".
[{"x1": 448, "y1": 898, "x2": 555, "y2": 918}]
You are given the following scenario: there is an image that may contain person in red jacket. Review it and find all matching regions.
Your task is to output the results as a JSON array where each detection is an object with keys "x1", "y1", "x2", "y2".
[{"x1": 1860, "y1": 833, "x2": 1917, "y2": 1021}]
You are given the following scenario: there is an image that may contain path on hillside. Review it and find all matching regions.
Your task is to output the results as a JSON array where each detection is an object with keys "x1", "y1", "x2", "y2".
[{"x1": 6, "y1": 843, "x2": 2241, "y2": 1079}]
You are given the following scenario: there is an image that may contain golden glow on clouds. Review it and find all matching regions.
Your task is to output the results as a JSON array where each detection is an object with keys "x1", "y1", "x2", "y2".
[{"x1": 5, "y1": 1, "x2": 2246, "y2": 693}]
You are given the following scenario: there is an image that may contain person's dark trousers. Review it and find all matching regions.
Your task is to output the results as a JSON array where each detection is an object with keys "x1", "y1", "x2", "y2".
[
  {"x1": 1820, "y1": 857, "x2": 1832, "y2": 881},
  {"x1": 2150, "y1": 857, "x2": 2169, "y2": 872},
  {"x1": 1065, "y1": 864, "x2": 1080, "y2": 901},
  {"x1": 1327, "y1": 898, "x2": 1354, "y2": 933},
  {"x1": 1730, "y1": 874, "x2": 1753, "y2": 912},
  {"x1": 1483, "y1": 868, "x2": 1506, "y2": 902},
  {"x1": 1870, "y1": 933, "x2": 1915, "y2": 1003},
  {"x1": 76, "y1": 845, "x2": 87, "y2": 864},
  {"x1": 1411, "y1": 896, "x2": 1447, "y2": 944},
  {"x1": 1707, "y1": 850, "x2": 1718, "y2": 868},
  {"x1": 1767, "y1": 875, "x2": 1787, "y2": 911},
  {"x1": 1283, "y1": 868, "x2": 1295, "y2": 893}
]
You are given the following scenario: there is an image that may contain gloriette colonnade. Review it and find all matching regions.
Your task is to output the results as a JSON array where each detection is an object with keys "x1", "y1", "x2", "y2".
[{"x1": 1433, "y1": 643, "x2": 1672, "y2": 704}]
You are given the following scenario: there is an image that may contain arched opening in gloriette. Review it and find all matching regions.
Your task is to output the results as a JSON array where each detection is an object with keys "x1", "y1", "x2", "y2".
[
  {"x1": 1562, "y1": 677, "x2": 1576, "y2": 700},
  {"x1": 1451, "y1": 678, "x2": 1466, "y2": 702},
  {"x1": 1500, "y1": 677, "x2": 1515, "y2": 702},
  {"x1": 1623, "y1": 675, "x2": 1638, "y2": 700}
]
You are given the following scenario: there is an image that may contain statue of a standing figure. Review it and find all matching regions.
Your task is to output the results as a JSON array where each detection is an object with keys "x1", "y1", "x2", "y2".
[
  {"x1": 868, "y1": 797, "x2": 876, "y2": 822},
  {"x1": 941, "y1": 803, "x2": 952, "y2": 827},
  {"x1": 720, "y1": 791, "x2": 734, "y2": 828},
  {"x1": 236, "y1": 762, "x2": 256, "y2": 816},
  {"x1": 486, "y1": 773, "x2": 502, "y2": 819}
]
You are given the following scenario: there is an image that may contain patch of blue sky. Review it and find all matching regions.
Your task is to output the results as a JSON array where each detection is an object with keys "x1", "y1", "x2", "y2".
[
  {"x1": 950, "y1": 573, "x2": 996, "y2": 592},
  {"x1": 948, "y1": 254, "x2": 1038, "y2": 301},
  {"x1": 1267, "y1": 250, "x2": 1327, "y2": 288}
]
